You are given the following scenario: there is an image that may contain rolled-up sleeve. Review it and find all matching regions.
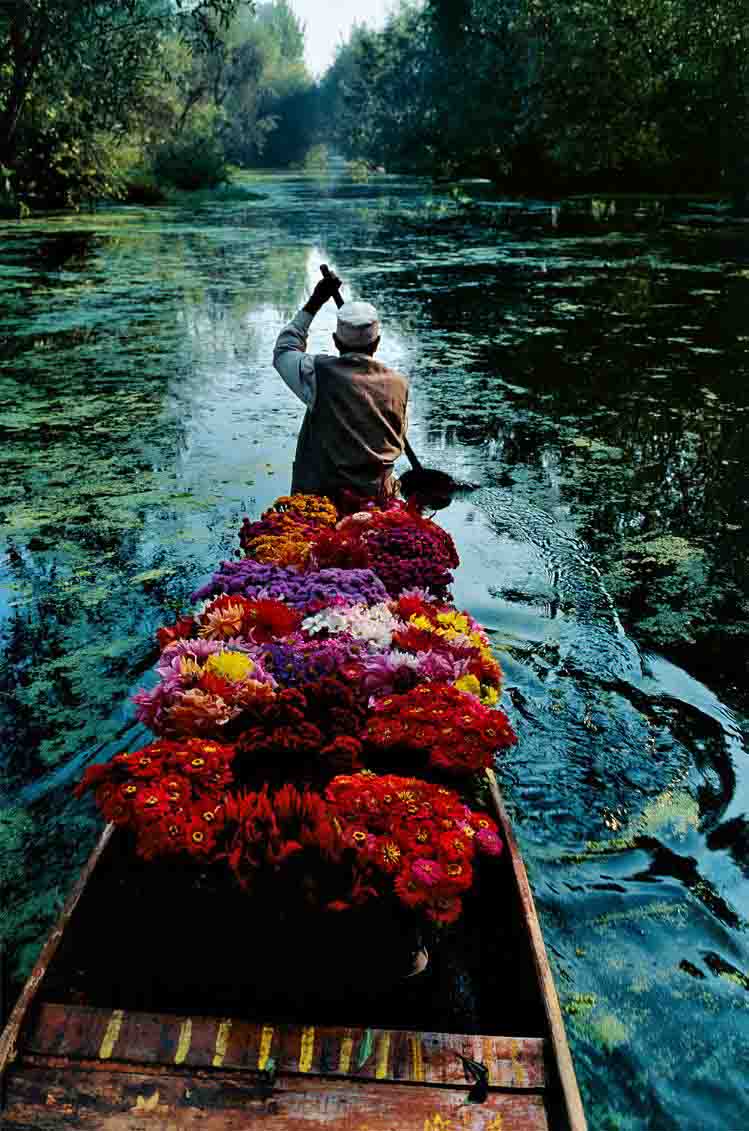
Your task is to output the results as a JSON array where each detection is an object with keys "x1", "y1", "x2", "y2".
[{"x1": 273, "y1": 309, "x2": 317, "y2": 408}]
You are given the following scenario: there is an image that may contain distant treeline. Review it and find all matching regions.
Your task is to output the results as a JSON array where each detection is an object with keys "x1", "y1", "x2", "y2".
[
  {"x1": 2, "y1": 0, "x2": 748, "y2": 213},
  {"x1": 321, "y1": 0, "x2": 749, "y2": 208}
]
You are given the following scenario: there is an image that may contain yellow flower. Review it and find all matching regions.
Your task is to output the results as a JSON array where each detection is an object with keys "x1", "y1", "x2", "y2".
[
  {"x1": 247, "y1": 533, "x2": 311, "y2": 567},
  {"x1": 179, "y1": 657, "x2": 203, "y2": 679},
  {"x1": 481, "y1": 685, "x2": 499, "y2": 707},
  {"x1": 437, "y1": 611, "x2": 471, "y2": 635},
  {"x1": 204, "y1": 650, "x2": 255, "y2": 683},
  {"x1": 454, "y1": 673, "x2": 481, "y2": 698},
  {"x1": 267, "y1": 493, "x2": 338, "y2": 526}
]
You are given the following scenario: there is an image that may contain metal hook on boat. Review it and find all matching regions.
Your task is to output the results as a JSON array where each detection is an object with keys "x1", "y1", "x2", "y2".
[{"x1": 456, "y1": 1052, "x2": 490, "y2": 1103}]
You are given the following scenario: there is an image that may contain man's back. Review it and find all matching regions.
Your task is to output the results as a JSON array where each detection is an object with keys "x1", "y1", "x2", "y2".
[{"x1": 292, "y1": 351, "x2": 408, "y2": 497}]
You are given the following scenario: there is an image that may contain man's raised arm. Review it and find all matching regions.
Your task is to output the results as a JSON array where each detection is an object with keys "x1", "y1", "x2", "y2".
[{"x1": 272, "y1": 271, "x2": 342, "y2": 409}]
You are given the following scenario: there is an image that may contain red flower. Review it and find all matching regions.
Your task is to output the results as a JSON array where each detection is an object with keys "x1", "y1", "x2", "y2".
[
  {"x1": 439, "y1": 859, "x2": 473, "y2": 894},
  {"x1": 73, "y1": 763, "x2": 110, "y2": 799},
  {"x1": 244, "y1": 599, "x2": 302, "y2": 642},
  {"x1": 185, "y1": 818, "x2": 218, "y2": 857},
  {"x1": 157, "y1": 616, "x2": 197, "y2": 650},
  {"x1": 426, "y1": 896, "x2": 463, "y2": 925},
  {"x1": 128, "y1": 752, "x2": 164, "y2": 780},
  {"x1": 160, "y1": 775, "x2": 191, "y2": 806},
  {"x1": 393, "y1": 594, "x2": 434, "y2": 621},
  {"x1": 365, "y1": 684, "x2": 516, "y2": 775},
  {"x1": 132, "y1": 786, "x2": 171, "y2": 824},
  {"x1": 197, "y1": 670, "x2": 237, "y2": 701}
]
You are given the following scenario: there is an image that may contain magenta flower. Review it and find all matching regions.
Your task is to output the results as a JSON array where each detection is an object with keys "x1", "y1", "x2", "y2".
[
  {"x1": 411, "y1": 858, "x2": 445, "y2": 888},
  {"x1": 475, "y1": 828, "x2": 503, "y2": 856}
]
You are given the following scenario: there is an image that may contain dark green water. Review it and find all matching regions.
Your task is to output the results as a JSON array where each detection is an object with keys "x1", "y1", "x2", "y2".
[{"x1": 2, "y1": 173, "x2": 749, "y2": 1130}]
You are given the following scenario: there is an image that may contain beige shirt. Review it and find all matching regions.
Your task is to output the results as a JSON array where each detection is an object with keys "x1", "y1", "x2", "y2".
[{"x1": 273, "y1": 309, "x2": 318, "y2": 407}]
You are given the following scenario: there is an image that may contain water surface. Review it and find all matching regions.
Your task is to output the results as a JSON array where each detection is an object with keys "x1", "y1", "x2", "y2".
[{"x1": 1, "y1": 174, "x2": 749, "y2": 1130}]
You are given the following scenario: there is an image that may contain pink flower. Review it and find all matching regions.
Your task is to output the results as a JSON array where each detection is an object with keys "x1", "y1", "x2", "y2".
[
  {"x1": 411, "y1": 858, "x2": 445, "y2": 888},
  {"x1": 475, "y1": 828, "x2": 503, "y2": 856}
]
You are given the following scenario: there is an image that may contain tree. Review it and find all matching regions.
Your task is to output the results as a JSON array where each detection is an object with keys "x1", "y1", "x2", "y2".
[
  {"x1": 320, "y1": 6, "x2": 437, "y2": 172},
  {"x1": 0, "y1": 0, "x2": 249, "y2": 203}
]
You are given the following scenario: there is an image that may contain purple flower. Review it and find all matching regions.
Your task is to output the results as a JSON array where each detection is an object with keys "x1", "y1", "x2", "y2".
[{"x1": 191, "y1": 563, "x2": 388, "y2": 610}]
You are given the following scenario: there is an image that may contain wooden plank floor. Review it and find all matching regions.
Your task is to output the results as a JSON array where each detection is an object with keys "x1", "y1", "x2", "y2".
[
  {"x1": 24, "y1": 1004, "x2": 546, "y2": 1089},
  {"x1": 4, "y1": 1063, "x2": 550, "y2": 1130},
  {"x1": 2, "y1": 1003, "x2": 551, "y2": 1129}
]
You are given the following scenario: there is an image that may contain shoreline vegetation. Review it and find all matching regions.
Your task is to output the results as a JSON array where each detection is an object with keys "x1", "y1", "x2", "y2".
[{"x1": 2, "y1": 1, "x2": 748, "y2": 220}]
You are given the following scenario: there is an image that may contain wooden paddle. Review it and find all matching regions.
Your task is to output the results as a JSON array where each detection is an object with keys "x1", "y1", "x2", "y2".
[{"x1": 320, "y1": 265, "x2": 472, "y2": 506}]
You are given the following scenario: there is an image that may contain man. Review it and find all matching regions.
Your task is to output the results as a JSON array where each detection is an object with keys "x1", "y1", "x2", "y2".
[{"x1": 273, "y1": 270, "x2": 409, "y2": 500}]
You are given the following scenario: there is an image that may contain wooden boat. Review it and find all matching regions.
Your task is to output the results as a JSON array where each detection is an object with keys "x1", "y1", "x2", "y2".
[{"x1": 0, "y1": 769, "x2": 587, "y2": 1130}]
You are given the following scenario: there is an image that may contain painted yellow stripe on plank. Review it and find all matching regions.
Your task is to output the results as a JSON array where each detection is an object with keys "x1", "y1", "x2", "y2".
[
  {"x1": 213, "y1": 1020, "x2": 232, "y2": 1067},
  {"x1": 375, "y1": 1031, "x2": 391, "y2": 1080},
  {"x1": 99, "y1": 1010, "x2": 124, "y2": 1060},
  {"x1": 339, "y1": 1034, "x2": 353, "y2": 1074},
  {"x1": 175, "y1": 1018, "x2": 192, "y2": 1065},
  {"x1": 409, "y1": 1034, "x2": 425, "y2": 1082},
  {"x1": 483, "y1": 1036, "x2": 496, "y2": 1085},
  {"x1": 299, "y1": 1026, "x2": 315, "y2": 1073},
  {"x1": 257, "y1": 1025, "x2": 274, "y2": 1071}
]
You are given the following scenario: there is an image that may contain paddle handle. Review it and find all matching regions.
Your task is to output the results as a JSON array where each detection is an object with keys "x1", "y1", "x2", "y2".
[
  {"x1": 319, "y1": 264, "x2": 421, "y2": 473},
  {"x1": 320, "y1": 263, "x2": 344, "y2": 309}
]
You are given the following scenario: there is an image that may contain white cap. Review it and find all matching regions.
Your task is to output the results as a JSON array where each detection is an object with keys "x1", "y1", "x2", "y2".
[{"x1": 336, "y1": 301, "x2": 380, "y2": 348}]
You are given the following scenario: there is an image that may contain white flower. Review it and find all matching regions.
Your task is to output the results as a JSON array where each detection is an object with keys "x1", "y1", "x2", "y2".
[{"x1": 301, "y1": 602, "x2": 402, "y2": 650}]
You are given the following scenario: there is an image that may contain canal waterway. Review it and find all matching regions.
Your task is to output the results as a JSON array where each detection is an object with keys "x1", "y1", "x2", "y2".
[{"x1": 1, "y1": 173, "x2": 748, "y2": 1130}]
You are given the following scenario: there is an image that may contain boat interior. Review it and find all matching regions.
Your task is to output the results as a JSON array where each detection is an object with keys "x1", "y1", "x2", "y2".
[{"x1": 38, "y1": 830, "x2": 547, "y2": 1040}]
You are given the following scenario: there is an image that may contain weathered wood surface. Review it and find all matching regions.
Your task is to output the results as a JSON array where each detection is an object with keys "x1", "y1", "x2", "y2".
[
  {"x1": 25, "y1": 1003, "x2": 546, "y2": 1089},
  {"x1": 485, "y1": 770, "x2": 587, "y2": 1131},
  {"x1": 4, "y1": 1062, "x2": 550, "y2": 1130},
  {"x1": 0, "y1": 825, "x2": 114, "y2": 1087}
]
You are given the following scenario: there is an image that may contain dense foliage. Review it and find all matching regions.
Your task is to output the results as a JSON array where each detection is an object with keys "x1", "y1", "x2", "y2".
[
  {"x1": 320, "y1": 0, "x2": 749, "y2": 205},
  {"x1": 0, "y1": 0, "x2": 319, "y2": 210},
  {"x1": 4, "y1": 0, "x2": 747, "y2": 209}
]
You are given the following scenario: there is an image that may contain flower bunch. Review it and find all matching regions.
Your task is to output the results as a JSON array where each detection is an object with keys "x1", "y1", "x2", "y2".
[
  {"x1": 74, "y1": 738, "x2": 235, "y2": 861},
  {"x1": 301, "y1": 601, "x2": 402, "y2": 651},
  {"x1": 221, "y1": 771, "x2": 503, "y2": 926},
  {"x1": 224, "y1": 783, "x2": 347, "y2": 903},
  {"x1": 245, "y1": 531, "x2": 313, "y2": 567},
  {"x1": 364, "y1": 684, "x2": 517, "y2": 774},
  {"x1": 233, "y1": 678, "x2": 367, "y2": 787},
  {"x1": 239, "y1": 495, "x2": 338, "y2": 566},
  {"x1": 81, "y1": 489, "x2": 518, "y2": 937},
  {"x1": 326, "y1": 504, "x2": 460, "y2": 598},
  {"x1": 157, "y1": 596, "x2": 302, "y2": 650},
  {"x1": 192, "y1": 561, "x2": 389, "y2": 610},
  {"x1": 391, "y1": 594, "x2": 503, "y2": 706},
  {"x1": 197, "y1": 595, "x2": 302, "y2": 643},
  {"x1": 325, "y1": 772, "x2": 503, "y2": 924},
  {"x1": 267, "y1": 493, "x2": 339, "y2": 527},
  {"x1": 133, "y1": 640, "x2": 276, "y2": 737},
  {"x1": 263, "y1": 634, "x2": 368, "y2": 688}
]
